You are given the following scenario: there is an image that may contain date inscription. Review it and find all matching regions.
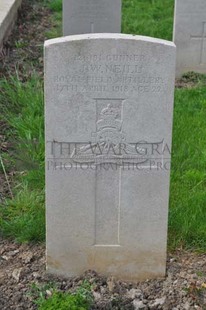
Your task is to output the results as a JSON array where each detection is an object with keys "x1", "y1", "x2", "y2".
[{"x1": 53, "y1": 54, "x2": 165, "y2": 94}]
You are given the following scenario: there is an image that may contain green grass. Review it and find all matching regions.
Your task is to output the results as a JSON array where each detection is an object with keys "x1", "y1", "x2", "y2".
[
  {"x1": 122, "y1": 0, "x2": 174, "y2": 40},
  {"x1": 169, "y1": 86, "x2": 206, "y2": 251},
  {"x1": 45, "y1": 0, "x2": 174, "y2": 40},
  {"x1": 45, "y1": 0, "x2": 62, "y2": 39},
  {"x1": 45, "y1": 11, "x2": 62, "y2": 39},
  {"x1": 0, "y1": 186, "x2": 45, "y2": 242},
  {"x1": 38, "y1": 290, "x2": 92, "y2": 310},
  {"x1": 30, "y1": 282, "x2": 93, "y2": 310},
  {"x1": 48, "y1": 0, "x2": 62, "y2": 12},
  {"x1": 0, "y1": 0, "x2": 206, "y2": 253},
  {"x1": 0, "y1": 76, "x2": 45, "y2": 242}
]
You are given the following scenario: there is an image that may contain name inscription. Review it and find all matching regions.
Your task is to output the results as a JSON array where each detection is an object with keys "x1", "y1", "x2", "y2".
[{"x1": 53, "y1": 54, "x2": 165, "y2": 94}]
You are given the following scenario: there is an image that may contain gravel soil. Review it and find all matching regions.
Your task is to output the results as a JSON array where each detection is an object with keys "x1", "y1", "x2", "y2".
[
  {"x1": 0, "y1": 238, "x2": 206, "y2": 310},
  {"x1": 0, "y1": 1, "x2": 206, "y2": 309}
]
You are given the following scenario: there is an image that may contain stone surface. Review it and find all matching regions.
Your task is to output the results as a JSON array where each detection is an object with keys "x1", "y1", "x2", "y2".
[
  {"x1": 63, "y1": 0, "x2": 121, "y2": 36},
  {"x1": 12, "y1": 268, "x2": 23, "y2": 282},
  {"x1": 0, "y1": 0, "x2": 22, "y2": 50},
  {"x1": 133, "y1": 300, "x2": 146, "y2": 310},
  {"x1": 45, "y1": 33, "x2": 176, "y2": 281},
  {"x1": 173, "y1": 0, "x2": 206, "y2": 77}
]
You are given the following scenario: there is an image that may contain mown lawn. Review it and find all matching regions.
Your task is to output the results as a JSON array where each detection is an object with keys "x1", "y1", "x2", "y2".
[
  {"x1": 1, "y1": 0, "x2": 206, "y2": 252},
  {"x1": 122, "y1": 0, "x2": 174, "y2": 40},
  {"x1": 170, "y1": 82, "x2": 206, "y2": 250}
]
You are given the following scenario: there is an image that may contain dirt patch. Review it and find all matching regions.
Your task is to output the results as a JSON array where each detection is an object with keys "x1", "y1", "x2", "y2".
[
  {"x1": 0, "y1": 238, "x2": 206, "y2": 309},
  {"x1": 176, "y1": 72, "x2": 206, "y2": 89},
  {"x1": 0, "y1": 0, "x2": 52, "y2": 80}
]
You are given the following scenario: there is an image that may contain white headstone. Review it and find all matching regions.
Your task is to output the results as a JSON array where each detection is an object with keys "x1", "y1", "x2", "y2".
[
  {"x1": 63, "y1": 0, "x2": 121, "y2": 36},
  {"x1": 45, "y1": 33, "x2": 176, "y2": 281},
  {"x1": 173, "y1": 0, "x2": 206, "y2": 77}
]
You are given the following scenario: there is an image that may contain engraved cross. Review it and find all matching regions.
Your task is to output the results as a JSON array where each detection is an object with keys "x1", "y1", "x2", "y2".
[
  {"x1": 90, "y1": 22, "x2": 94, "y2": 33},
  {"x1": 78, "y1": 99, "x2": 147, "y2": 247},
  {"x1": 70, "y1": 99, "x2": 147, "y2": 247},
  {"x1": 93, "y1": 99, "x2": 123, "y2": 247},
  {"x1": 191, "y1": 21, "x2": 206, "y2": 64}
]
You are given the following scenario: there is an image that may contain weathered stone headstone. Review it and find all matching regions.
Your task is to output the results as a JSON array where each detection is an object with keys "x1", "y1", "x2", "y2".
[
  {"x1": 45, "y1": 33, "x2": 176, "y2": 281},
  {"x1": 173, "y1": 0, "x2": 206, "y2": 77},
  {"x1": 63, "y1": 0, "x2": 121, "y2": 36}
]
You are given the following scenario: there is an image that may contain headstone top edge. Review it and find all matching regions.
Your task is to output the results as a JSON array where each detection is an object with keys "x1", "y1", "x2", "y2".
[{"x1": 44, "y1": 33, "x2": 176, "y2": 49}]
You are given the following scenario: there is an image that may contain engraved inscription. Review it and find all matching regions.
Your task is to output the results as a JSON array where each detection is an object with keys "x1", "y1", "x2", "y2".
[
  {"x1": 53, "y1": 53, "x2": 164, "y2": 94},
  {"x1": 71, "y1": 2, "x2": 109, "y2": 18}
]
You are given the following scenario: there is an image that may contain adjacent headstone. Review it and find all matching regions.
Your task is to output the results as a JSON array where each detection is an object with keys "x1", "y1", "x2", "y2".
[
  {"x1": 0, "y1": 0, "x2": 22, "y2": 50},
  {"x1": 173, "y1": 0, "x2": 206, "y2": 77},
  {"x1": 63, "y1": 0, "x2": 121, "y2": 36},
  {"x1": 45, "y1": 33, "x2": 176, "y2": 281}
]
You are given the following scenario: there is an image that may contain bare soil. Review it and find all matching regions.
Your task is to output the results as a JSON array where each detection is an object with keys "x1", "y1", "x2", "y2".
[
  {"x1": 0, "y1": 0, "x2": 52, "y2": 80},
  {"x1": 0, "y1": 237, "x2": 206, "y2": 309}
]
